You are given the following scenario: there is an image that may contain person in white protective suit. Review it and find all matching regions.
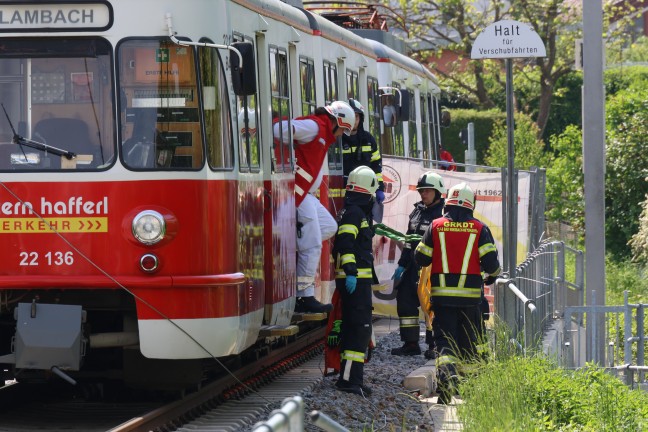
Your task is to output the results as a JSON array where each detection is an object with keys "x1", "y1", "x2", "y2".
[{"x1": 273, "y1": 101, "x2": 356, "y2": 313}]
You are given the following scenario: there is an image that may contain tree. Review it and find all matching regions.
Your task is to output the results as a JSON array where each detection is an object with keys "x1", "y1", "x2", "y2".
[
  {"x1": 484, "y1": 112, "x2": 550, "y2": 170},
  {"x1": 605, "y1": 87, "x2": 648, "y2": 258},
  {"x1": 629, "y1": 194, "x2": 648, "y2": 264},
  {"x1": 544, "y1": 125, "x2": 585, "y2": 235},
  {"x1": 385, "y1": 0, "x2": 639, "y2": 138}
]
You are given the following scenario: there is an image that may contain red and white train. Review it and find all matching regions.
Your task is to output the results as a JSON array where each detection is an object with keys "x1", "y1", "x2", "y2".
[{"x1": 0, "y1": 0, "x2": 447, "y2": 388}]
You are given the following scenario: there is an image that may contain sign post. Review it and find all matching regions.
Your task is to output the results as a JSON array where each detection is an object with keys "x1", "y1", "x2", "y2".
[{"x1": 471, "y1": 20, "x2": 546, "y2": 276}]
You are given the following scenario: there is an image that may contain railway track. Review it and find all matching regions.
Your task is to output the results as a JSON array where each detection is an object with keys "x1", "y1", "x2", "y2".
[
  {"x1": 112, "y1": 324, "x2": 326, "y2": 432},
  {"x1": 0, "y1": 322, "x2": 327, "y2": 432}
]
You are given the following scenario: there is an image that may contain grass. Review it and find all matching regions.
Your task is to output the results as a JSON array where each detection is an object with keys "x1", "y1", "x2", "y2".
[
  {"x1": 605, "y1": 255, "x2": 648, "y2": 305},
  {"x1": 455, "y1": 320, "x2": 648, "y2": 431}
]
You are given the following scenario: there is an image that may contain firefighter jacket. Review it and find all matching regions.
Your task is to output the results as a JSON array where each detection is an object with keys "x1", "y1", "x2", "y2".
[
  {"x1": 398, "y1": 198, "x2": 445, "y2": 270},
  {"x1": 293, "y1": 114, "x2": 336, "y2": 207},
  {"x1": 414, "y1": 207, "x2": 501, "y2": 307},
  {"x1": 341, "y1": 125, "x2": 384, "y2": 191},
  {"x1": 332, "y1": 192, "x2": 375, "y2": 281}
]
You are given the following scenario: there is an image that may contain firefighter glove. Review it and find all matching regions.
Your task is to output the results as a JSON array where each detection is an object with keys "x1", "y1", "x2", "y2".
[
  {"x1": 327, "y1": 320, "x2": 342, "y2": 347},
  {"x1": 345, "y1": 275, "x2": 357, "y2": 294},
  {"x1": 392, "y1": 266, "x2": 405, "y2": 281},
  {"x1": 375, "y1": 190, "x2": 385, "y2": 204},
  {"x1": 484, "y1": 275, "x2": 497, "y2": 286}
]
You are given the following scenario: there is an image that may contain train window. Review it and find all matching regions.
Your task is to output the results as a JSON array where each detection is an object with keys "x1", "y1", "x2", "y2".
[
  {"x1": 408, "y1": 89, "x2": 418, "y2": 158},
  {"x1": 323, "y1": 61, "x2": 341, "y2": 170},
  {"x1": 346, "y1": 70, "x2": 359, "y2": 100},
  {"x1": 269, "y1": 46, "x2": 292, "y2": 173},
  {"x1": 391, "y1": 83, "x2": 404, "y2": 157},
  {"x1": 199, "y1": 40, "x2": 234, "y2": 171},
  {"x1": 322, "y1": 61, "x2": 338, "y2": 105},
  {"x1": 231, "y1": 34, "x2": 258, "y2": 173},
  {"x1": 300, "y1": 57, "x2": 316, "y2": 116},
  {"x1": 0, "y1": 38, "x2": 115, "y2": 171},
  {"x1": 118, "y1": 38, "x2": 204, "y2": 170},
  {"x1": 367, "y1": 77, "x2": 380, "y2": 141},
  {"x1": 421, "y1": 94, "x2": 430, "y2": 160},
  {"x1": 429, "y1": 94, "x2": 440, "y2": 159}
]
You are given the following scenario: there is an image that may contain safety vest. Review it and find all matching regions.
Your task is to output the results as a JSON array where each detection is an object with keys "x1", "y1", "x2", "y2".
[
  {"x1": 429, "y1": 217, "x2": 484, "y2": 304},
  {"x1": 293, "y1": 114, "x2": 335, "y2": 207}
]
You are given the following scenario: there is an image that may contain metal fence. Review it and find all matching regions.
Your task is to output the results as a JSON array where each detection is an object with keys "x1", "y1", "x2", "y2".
[
  {"x1": 494, "y1": 240, "x2": 647, "y2": 389},
  {"x1": 562, "y1": 291, "x2": 647, "y2": 388},
  {"x1": 252, "y1": 396, "x2": 350, "y2": 432},
  {"x1": 494, "y1": 241, "x2": 584, "y2": 352}
]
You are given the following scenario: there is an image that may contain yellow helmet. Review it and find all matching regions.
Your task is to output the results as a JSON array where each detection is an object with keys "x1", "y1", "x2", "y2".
[
  {"x1": 416, "y1": 171, "x2": 446, "y2": 194},
  {"x1": 445, "y1": 182, "x2": 476, "y2": 210},
  {"x1": 346, "y1": 165, "x2": 378, "y2": 195}
]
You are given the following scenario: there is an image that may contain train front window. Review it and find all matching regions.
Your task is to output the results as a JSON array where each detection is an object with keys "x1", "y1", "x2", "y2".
[
  {"x1": 0, "y1": 38, "x2": 115, "y2": 171},
  {"x1": 118, "y1": 38, "x2": 204, "y2": 170}
]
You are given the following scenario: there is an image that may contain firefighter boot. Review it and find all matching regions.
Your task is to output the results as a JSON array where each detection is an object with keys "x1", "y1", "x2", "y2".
[
  {"x1": 424, "y1": 345, "x2": 437, "y2": 360},
  {"x1": 390, "y1": 342, "x2": 421, "y2": 356},
  {"x1": 295, "y1": 296, "x2": 333, "y2": 313},
  {"x1": 436, "y1": 364, "x2": 458, "y2": 405},
  {"x1": 335, "y1": 379, "x2": 372, "y2": 397},
  {"x1": 424, "y1": 330, "x2": 436, "y2": 359}
]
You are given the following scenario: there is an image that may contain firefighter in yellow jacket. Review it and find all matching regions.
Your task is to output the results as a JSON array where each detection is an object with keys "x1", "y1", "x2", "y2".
[
  {"x1": 414, "y1": 182, "x2": 501, "y2": 404},
  {"x1": 331, "y1": 166, "x2": 378, "y2": 397}
]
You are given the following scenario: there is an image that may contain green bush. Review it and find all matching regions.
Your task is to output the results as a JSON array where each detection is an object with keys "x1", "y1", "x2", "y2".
[
  {"x1": 458, "y1": 356, "x2": 648, "y2": 431},
  {"x1": 605, "y1": 87, "x2": 648, "y2": 258},
  {"x1": 545, "y1": 125, "x2": 585, "y2": 236},
  {"x1": 605, "y1": 254, "x2": 648, "y2": 305},
  {"x1": 544, "y1": 71, "x2": 583, "y2": 141},
  {"x1": 440, "y1": 109, "x2": 504, "y2": 166},
  {"x1": 605, "y1": 64, "x2": 648, "y2": 96},
  {"x1": 484, "y1": 112, "x2": 551, "y2": 170}
]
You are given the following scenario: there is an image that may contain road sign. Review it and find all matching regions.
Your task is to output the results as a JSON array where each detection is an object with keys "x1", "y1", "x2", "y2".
[{"x1": 471, "y1": 20, "x2": 546, "y2": 59}]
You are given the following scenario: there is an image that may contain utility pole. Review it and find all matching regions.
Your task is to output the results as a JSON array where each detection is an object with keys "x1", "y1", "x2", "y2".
[
  {"x1": 582, "y1": 0, "x2": 606, "y2": 364},
  {"x1": 464, "y1": 122, "x2": 476, "y2": 172}
]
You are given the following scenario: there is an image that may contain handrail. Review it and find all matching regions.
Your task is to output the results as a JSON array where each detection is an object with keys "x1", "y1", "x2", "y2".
[{"x1": 494, "y1": 240, "x2": 584, "y2": 353}]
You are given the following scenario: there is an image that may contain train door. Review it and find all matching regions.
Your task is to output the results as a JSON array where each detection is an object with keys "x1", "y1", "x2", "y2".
[
  {"x1": 258, "y1": 36, "x2": 296, "y2": 326},
  {"x1": 315, "y1": 59, "x2": 340, "y2": 304}
]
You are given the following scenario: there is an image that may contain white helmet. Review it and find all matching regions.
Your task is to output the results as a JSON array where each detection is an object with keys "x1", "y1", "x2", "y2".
[
  {"x1": 346, "y1": 165, "x2": 378, "y2": 195},
  {"x1": 348, "y1": 98, "x2": 365, "y2": 116},
  {"x1": 325, "y1": 101, "x2": 355, "y2": 136},
  {"x1": 416, "y1": 171, "x2": 446, "y2": 194},
  {"x1": 445, "y1": 182, "x2": 476, "y2": 210}
]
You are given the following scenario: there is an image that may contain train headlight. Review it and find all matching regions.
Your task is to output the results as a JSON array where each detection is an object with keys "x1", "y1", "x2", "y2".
[{"x1": 132, "y1": 210, "x2": 165, "y2": 245}]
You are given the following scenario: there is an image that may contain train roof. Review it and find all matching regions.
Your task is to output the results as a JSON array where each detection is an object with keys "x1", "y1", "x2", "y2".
[
  {"x1": 232, "y1": 0, "x2": 313, "y2": 34},
  {"x1": 365, "y1": 39, "x2": 439, "y2": 89},
  {"x1": 233, "y1": 0, "x2": 375, "y2": 57}
]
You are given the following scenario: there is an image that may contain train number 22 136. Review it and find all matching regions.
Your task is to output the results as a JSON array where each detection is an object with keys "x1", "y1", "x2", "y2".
[{"x1": 19, "y1": 251, "x2": 74, "y2": 266}]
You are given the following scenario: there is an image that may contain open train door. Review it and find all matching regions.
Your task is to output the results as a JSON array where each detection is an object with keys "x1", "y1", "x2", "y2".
[{"x1": 259, "y1": 41, "x2": 297, "y2": 326}]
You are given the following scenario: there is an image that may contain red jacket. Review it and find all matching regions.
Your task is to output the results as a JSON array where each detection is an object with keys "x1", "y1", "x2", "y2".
[
  {"x1": 294, "y1": 114, "x2": 336, "y2": 207},
  {"x1": 440, "y1": 149, "x2": 456, "y2": 171}
]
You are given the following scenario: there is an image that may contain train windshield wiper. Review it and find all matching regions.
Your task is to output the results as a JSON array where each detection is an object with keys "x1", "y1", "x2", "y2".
[{"x1": 1, "y1": 104, "x2": 76, "y2": 160}]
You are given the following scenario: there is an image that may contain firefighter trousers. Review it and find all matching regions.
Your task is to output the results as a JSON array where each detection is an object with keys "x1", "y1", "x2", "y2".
[
  {"x1": 337, "y1": 280, "x2": 372, "y2": 386},
  {"x1": 396, "y1": 265, "x2": 421, "y2": 343},
  {"x1": 432, "y1": 303, "x2": 482, "y2": 364}
]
